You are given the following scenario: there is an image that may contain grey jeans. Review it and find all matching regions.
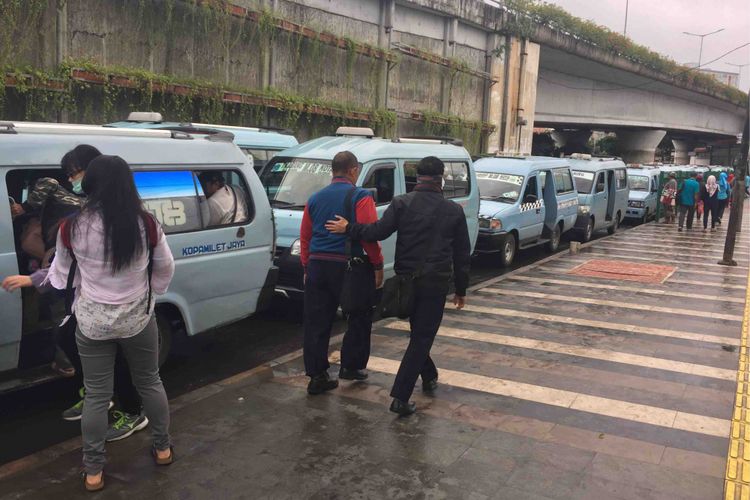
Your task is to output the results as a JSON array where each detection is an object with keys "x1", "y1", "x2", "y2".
[{"x1": 76, "y1": 316, "x2": 170, "y2": 474}]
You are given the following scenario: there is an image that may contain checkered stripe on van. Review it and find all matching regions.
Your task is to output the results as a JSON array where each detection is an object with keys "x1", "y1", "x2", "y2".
[{"x1": 519, "y1": 200, "x2": 544, "y2": 212}]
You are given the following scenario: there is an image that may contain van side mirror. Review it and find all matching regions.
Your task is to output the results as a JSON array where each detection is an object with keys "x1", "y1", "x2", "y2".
[{"x1": 365, "y1": 187, "x2": 378, "y2": 204}]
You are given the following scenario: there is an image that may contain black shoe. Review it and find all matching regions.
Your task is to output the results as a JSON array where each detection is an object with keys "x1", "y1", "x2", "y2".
[
  {"x1": 307, "y1": 373, "x2": 339, "y2": 395},
  {"x1": 422, "y1": 378, "x2": 438, "y2": 393},
  {"x1": 339, "y1": 368, "x2": 368, "y2": 381},
  {"x1": 389, "y1": 398, "x2": 416, "y2": 416}
]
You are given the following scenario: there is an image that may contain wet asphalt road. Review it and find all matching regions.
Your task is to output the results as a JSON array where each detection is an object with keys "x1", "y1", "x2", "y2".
[{"x1": 0, "y1": 226, "x2": 627, "y2": 465}]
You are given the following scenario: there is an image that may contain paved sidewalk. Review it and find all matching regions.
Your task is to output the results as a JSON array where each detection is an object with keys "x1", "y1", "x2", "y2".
[{"x1": 1, "y1": 219, "x2": 749, "y2": 499}]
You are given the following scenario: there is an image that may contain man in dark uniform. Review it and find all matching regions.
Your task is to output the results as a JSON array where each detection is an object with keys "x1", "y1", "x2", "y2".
[
  {"x1": 326, "y1": 156, "x2": 471, "y2": 415},
  {"x1": 300, "y1": 151, "x2": 384, "y2": 395}
]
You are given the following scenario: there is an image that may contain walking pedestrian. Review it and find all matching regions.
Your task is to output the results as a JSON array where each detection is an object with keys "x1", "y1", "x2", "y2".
[
  {"x1": 717, "y1": 172, "x2": 730, "y2": 224},
  {"x1": 677, "y1": 172, "x2": 700, "y2": 232},
  {"x1": 47, "y1": 155, "x2": 175, "y2": 491},
  {"x1": 695, "y1": 174, "x2": 704, "y2": 223},
  {"x1": 701, "y1": 175, "x2": 720, "y2": 232},
  {"x1": 661, "y1": 172, "x2": 677, "y2": 224},
  {"x1": 326, "y1": 156, "x2": 471, "y2": 416},
  {"x1": 300, "y1": 151, "x2": 384, "y2": 395}
]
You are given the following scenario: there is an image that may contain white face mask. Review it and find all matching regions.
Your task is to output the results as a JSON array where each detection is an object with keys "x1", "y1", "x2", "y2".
[{"x1": 441, "y1": 177, "x2": 446, "y2": 189}]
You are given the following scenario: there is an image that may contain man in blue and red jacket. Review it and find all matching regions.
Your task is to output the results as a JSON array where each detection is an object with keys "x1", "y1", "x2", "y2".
[{"x1": 300, "y1": 151, "x2": 384, "y2": 395}]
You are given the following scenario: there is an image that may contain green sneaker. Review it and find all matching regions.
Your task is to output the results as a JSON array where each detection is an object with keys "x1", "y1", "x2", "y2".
[
  {"x1": 61, "y1": 388, "x2": 114, "y2": 421},
  {"x1": 105, "y1": 411, "x2": 149, "y2": 442}
]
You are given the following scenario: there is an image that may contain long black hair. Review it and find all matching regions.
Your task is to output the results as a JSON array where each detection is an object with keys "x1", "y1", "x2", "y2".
[
  {"x1": 61, "y1": 144, "x2": 102, "y2": 177},
  {"x1": 73, "y1": 155, "x2": 149, "y2": 273}
]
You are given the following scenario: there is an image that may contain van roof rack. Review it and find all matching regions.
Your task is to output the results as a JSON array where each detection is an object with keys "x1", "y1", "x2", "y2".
[
  {"x1": 395, "y1": 136, "x2": 463, "y2": 146},
  {"x1": 336, "y1": 126, "x2": 375, "y2": 138},
  {"x1": 141, "y1": 125, "x2": 235, "y2": 142},
  {"x1": 0, "y1": 121, "x2": 211, "y2": 141},
  {"x1": 183, "y1": 122, "x2": 294, "y2": 135},
  {"x1": 568, "y1": 153, "x2": 622, "y2": 161}
]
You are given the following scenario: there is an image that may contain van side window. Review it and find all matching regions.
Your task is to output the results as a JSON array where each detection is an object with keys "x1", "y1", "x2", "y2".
[
  {"x1": 363, "y1": 165, "x2": 396, "y2": 205},
  {"x1": 616, "y1": 169, "x2": 627, "y2": 190},
  {"x1": 403, "y1": 161, "x2": 419, "y2": 193},
  {"x1": 553, "y1": 168, "x2": 574, "y2": 194},
  {"x1": 595, "y1": 172, "x2": 606, "y2": 193},
  {"x1": 522, "y1": 175, "x2": 538, "y2": 203},
  {"x1": 134, "y1": 169, "x2": 253, "y2": 234},
  {"x1": 444, "y1": 162, "x2": 471, "y2": 198}
]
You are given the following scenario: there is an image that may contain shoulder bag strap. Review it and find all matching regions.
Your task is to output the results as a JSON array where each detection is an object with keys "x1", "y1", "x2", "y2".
[
  {"x1": 59, "y1": 219, "x2": 78, "y2": 318},
  {"x1": 141, "y1": 213, "x2": 158, "y2": 315},
  {"x1": 343, "y1": 187, "x2": 358, "y2": 260}
]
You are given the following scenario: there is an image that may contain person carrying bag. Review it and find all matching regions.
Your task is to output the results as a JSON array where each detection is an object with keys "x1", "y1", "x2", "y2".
[
  {"x1": 326, "y1": 156, "x2": 471, "y2": 416},
  {"x1": 300, "y1": 151, "x2": 384, "y2": 396}
]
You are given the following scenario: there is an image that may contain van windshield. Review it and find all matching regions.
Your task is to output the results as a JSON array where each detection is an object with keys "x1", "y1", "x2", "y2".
[
  {"x1": 260, "y1": 158, "x2": 332, "y2": 208},
  {"x1": 572, "y1": 170, "x2": 594, "y2": 193},
  {"x1": 477, "y1": 172, "x2": 524, "y2": 203},
  {"x1": 628, "y1": 175, "x2": 649, "y2": 191}
]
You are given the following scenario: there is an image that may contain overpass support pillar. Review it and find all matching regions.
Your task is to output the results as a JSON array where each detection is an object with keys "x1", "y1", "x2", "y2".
[
  {"x1": 486, "y1": 36, "x2": 540, "y2": 155},
  {"x1": 672, "y1": 139, "x2": 693, "y2": 164},
  {"x1": 617, "y1": 130, "x2": 667, "y2": 164},
  {"x1": 550, "y1": 129, "x2": 592, "y2": 154}
]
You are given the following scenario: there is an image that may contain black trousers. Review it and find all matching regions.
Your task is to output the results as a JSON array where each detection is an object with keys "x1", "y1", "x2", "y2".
[
  {"x1": 303, "y1": 259, "x2": 374, "y2": 377},
  {"x1": 704, "y1": 201, "x2": 719, "y2": 229},
  {"x1": 718, "y1": 199, "x2": 727, "y2": 220},
  {"x1": 56, "y1": 315, "x2": 142, "y2": 414},
  {"x1": 390, "y1": 291, "x2": 445, "y2": 402}
]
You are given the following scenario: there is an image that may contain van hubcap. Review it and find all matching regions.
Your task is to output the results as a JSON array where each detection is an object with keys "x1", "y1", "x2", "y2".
[{"x1": 504, "y1": 242, "x2": 513, "y2": 261}]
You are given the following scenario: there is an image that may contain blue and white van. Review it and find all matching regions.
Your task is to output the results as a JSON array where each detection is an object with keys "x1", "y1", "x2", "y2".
[
  {"x1": 0, "y1": 122, "x2": 277, "y2": 388},
  {"x1": 569, "y1": 155, "x2": 630, "y2": 242},
  {"x1": 474, "y1": 156, "x2": 578, "y2": 266},
  {"x1": 260, "y1": 127, "x2": 480, "y2": 299},
  {"x1": 625, "y1": 166, "x2": 660, "y2": 223},
  {"x1": 107, "y1": 112, "x2": 299, "y2": 172}
]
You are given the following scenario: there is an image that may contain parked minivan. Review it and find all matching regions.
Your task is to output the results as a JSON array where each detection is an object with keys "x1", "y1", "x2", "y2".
[
  {"x1": 260, "y1": 127, "x2": 480, "y2": 299},
  {"x1": 625, "y1": 166, "x2": 660, "y2": 223},
  {"x1": 0, "y1": 121, "x2": 277, "y2": 387},
  {"x1": 569, "y1": 155, "x2": 629, "y2": 242},
  {"x1": 474, "y1": 155, "x2": 578, "y2": 266},
  {"x1": 107, "y1": 112, "x2": 299, "y2": 172}
]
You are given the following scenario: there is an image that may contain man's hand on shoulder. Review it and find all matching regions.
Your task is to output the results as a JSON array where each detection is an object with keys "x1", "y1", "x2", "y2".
[
  {"x1": 375, "y1": 269, "x2": 384, "y2": 289},
  {"x1": 453, "y1": 295, "x2": 466, "y2": 310},
  {"x1": 325, "y1": 216, "x2": 349, "y2": 234}
]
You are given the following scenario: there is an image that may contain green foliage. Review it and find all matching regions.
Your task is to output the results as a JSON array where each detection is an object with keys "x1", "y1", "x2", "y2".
[
  {"x1": 0, "y1": 0, "x2": 48, "y2": 69},
  {"x1": 504, "y1": 0, "x2": 747, "y2": 106},
  {"x1": 420, "y1": 109, "x2": 492, "y2": 154},
  {"x1": 592, "y1": 134, "x2": 618, "y2": 156}
]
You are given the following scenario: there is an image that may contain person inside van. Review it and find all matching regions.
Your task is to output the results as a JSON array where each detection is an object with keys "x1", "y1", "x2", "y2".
[
  {"x1": 10, "y1": 145, "x2": 100, "y2": 267},
  {"x1": 47, "y1": 155, "x2": 175, "y2": 492},
  {"x1": 197, "y1": 171, "x2": 248, "y2": 226}
]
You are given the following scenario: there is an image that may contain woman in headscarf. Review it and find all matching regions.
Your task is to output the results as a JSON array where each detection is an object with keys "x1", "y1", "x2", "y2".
[
  {"x1": 660, "y1": 172, "x2": 678, "y2": 224},
  {"x1": 717, "y1": 172, "x2": 730, "y2": 224},
  {"x1": 702, "y1": 175, "x2": 720, "y2": 232}
]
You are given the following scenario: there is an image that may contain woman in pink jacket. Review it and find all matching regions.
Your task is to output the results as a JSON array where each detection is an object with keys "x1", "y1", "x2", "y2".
[{"x1": 48, "y1": 155, "x2": 175, "y2": 491}]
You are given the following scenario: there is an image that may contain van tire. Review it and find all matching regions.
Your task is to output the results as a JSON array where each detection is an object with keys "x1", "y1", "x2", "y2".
[
  {"x1": 499, "y1": 233, "x2": 516, "y2": 267},
  {"x1": 607, "y1": 213, "x2": 620, "y2": 235},
  {"x1": 156, "y1": 310, "x2": 173, "y2": 368},
  {"x1": 545, "y1": 224, "x2": 562, "y2": 253},
  {"x1": 642, "y1": 208, "x2": 650, "y2": 224},
  {"x1": 580, "y1": 218, "x2": 594, "y2": 243}
]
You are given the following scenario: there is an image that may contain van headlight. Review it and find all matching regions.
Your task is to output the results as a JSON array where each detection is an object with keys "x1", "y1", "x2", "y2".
[
  {"x1": 628, "y1": 200, "x2": 645, "y2": 208},
  {"x1": 290, "y1": 239, "x2": 301, "y2": 256},
  {"x1": 479, "y1": 216, "x2": 502, "y2": 231},
  {"x1": 578, "y1": 205, "x2": 591, "y2": 215}
]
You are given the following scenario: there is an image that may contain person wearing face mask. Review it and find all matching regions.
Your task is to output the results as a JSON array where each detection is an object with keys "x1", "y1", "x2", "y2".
[{"x1": 10, "y1": 145, "x2": 101, "y2": 260}]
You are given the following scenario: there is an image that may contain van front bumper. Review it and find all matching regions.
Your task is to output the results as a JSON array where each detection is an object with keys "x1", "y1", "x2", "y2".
[
  {"x1": 625, "y1": 207, "x2": 646, "y2": 219},
  {"x1": 475, "y1": 231, "x2": 508, "y2": 254},
  {"x1": 274, "y1": 247, "x2": 304, "y2": 300}
]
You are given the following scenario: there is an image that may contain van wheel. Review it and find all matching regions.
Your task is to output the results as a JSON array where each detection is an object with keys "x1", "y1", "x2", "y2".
[
  {"x1": 499, "y1": 233, "x2": 516, "y2": 267},
  {"x1": 156, "y1": 311, "x2": 173, "y2": 368},
  {"x1": 607, "y1": 214, "x2": 620, "y2": 235},
  {"x1": 580, "y1": 218, "x2": 594, "y2": 242},
  {"x1": 642, "y1": 208, "x2": 650, "y2": 224},
  {"x1": 546, "y1": 224, "x2": 561, "y2": 253}
]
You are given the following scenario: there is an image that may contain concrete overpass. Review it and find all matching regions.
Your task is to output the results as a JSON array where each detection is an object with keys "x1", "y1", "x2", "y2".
[{"x1": 535, "y1": 47, "x2": 746, "y2": 163}]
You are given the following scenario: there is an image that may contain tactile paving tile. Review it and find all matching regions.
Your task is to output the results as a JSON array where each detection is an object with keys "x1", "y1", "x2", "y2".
[{"x1": 569, "y1": 259, "x2": 677, "y2": 284}]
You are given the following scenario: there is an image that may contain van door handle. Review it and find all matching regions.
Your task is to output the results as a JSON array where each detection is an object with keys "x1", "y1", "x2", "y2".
[{"x1": 535, "y1": 209, "x2": 541, "y2": 214}]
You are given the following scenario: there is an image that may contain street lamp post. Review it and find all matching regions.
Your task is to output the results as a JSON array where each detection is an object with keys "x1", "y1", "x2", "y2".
[
  {"x1": 623, "y1": 0, "x2": 629, "y2": 36},
  {"x1": 683, "y1": 28, "x2": 725, "y2": 67}
]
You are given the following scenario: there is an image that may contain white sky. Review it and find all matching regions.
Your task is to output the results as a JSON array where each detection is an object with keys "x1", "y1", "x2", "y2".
[{"x1": 537, "y1": 0, "x2": 750, "y2": 89}]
